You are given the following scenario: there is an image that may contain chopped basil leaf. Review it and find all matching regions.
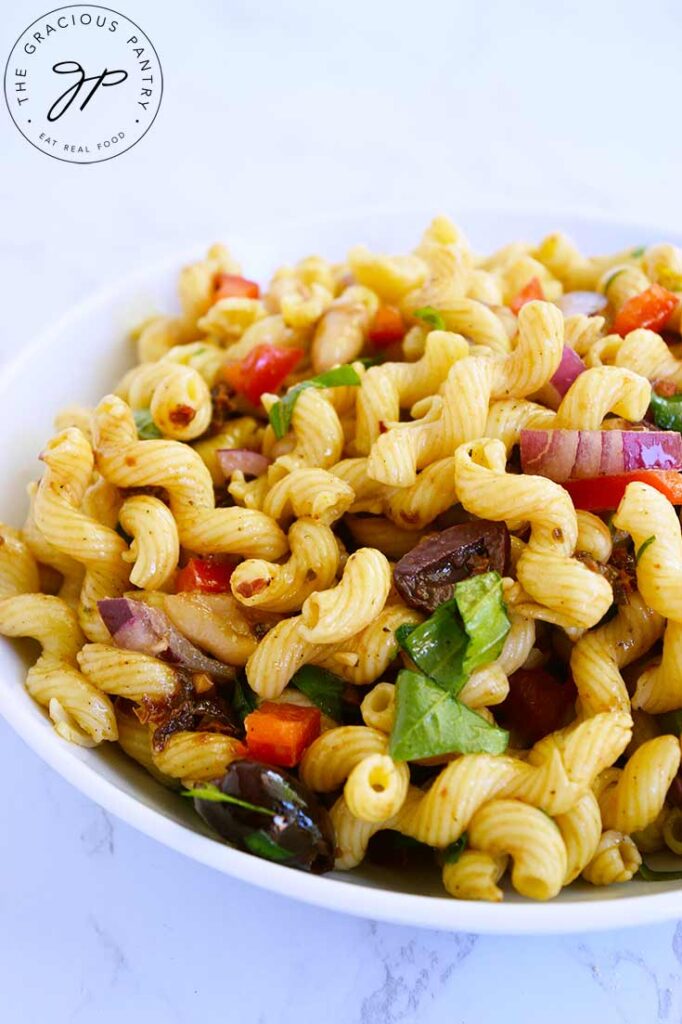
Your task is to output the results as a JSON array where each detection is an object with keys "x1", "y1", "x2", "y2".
[
  {"x1": 232, "y1": 677, "x2": 259, "y2": 723},
  {"x1": 268, "y1": 364, "x2": 362, "y2": 439},
  {"x1": 635, "y1": 535, "x2": 656, "y2": 564},
  {"x1": 244, "y1": 831, "x2": 292, "y2": 861},
  {"x1": 650, "y1": 390, "x2": 682, "y2": 433},
  {"x1": 443, "y1": 833, "x2": 468, "y2": 864},
  {"x1": 395, "y1": 622, "x2": 418, "y2": 647},
  {"x1": 389, "y1": 669, "x2": 509, "y2": 760},
  {"x1": 413, "y1": 306, "x2": 445, "y2": 331},
  {"x1": 182, "y1": 783, "x2": 275, "y2": 817},
  {"x1": 133, "y1": 408, "x2": 162, "y2": 440},
  {"x1": 396, "y1": 572, "x2": 510, "y2": 695},
  {"x1": 638, "y1": 863, "x2": 682, "y2": 882},
  {"x1": 397, "y1": 601, "x2": 468, "y2": 692},
  {"x1": 291, "y1": 664, "x2": 346, "y2": 721},
  {"x1": 456, "y1": 572, "x2": 511, "y2": 679},
  {"x1": 630, "y1": 246, "x2": 646, "y2": 259}
]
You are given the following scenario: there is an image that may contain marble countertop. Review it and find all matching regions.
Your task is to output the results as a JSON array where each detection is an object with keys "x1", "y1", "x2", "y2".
[{"x1": 3, "y1": 0, "x2": 682, "y2": 1020}]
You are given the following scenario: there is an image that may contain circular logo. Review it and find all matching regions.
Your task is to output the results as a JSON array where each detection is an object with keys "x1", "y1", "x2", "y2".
[{"x1": 3, "y1": 5, "x2": 162, "y2": 164}]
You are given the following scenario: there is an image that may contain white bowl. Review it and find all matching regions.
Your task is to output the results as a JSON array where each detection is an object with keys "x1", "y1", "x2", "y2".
[{"x1": 3, "y1": 206, "x2": 681, "y2": 934}]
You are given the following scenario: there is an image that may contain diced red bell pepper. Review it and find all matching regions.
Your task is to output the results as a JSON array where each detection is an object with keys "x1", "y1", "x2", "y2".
[
  {"x1": 499, "y1": 668, "x2": 577, "y2": 748},
  {"x1": 612, "y1": 283, "x2": 678, "y2": 337},
  {"x1": 244, "y1": 702, "x2": 321, "y2": 767},
  {"x1": 563, "y1": 470, "x2": 682, "y2": 511},
  {"x1": 510, "y1": 277, "x2": 544, "y2": 315},
  {"x1": 213, "y1": 273, "x2": 260, "y2": 301},
  {"x1": 368, "y1": 305, "x2": 405, "y2": 347},
  {"x1": 176, "y1": 557, "x2": 236, "y2": 594},
  {"x1": 221, "y1": 344, "x2": 304, "y2": 406}
]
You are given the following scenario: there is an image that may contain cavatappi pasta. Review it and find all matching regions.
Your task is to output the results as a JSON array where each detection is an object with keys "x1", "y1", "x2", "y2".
[{"x1": 6, "y1": 216, "x2": 682, "y2": 899}]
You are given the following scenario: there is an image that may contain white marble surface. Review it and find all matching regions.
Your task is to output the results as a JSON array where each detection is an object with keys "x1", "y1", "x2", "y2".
[{"x1": 3, "y1": 0, "x2": 682, "y2": 1020}]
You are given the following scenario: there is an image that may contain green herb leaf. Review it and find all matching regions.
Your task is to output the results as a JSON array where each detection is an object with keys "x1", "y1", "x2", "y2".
[
  {"x1": 357, "y1": 354, "x2": 385, "y2": 368},
  {"x1": 244, "y1": 831, "x2": 292, "y2": 861},
  {"x1": 182, "y1": 783, "x2": 275, "y2": 817},
  {"x1": 635, "y1": 535, "x2": 656, "y2": 564},
  {"x1": 638, "y1": 862, "x2": 682, "y2": 882},
  {"x1": 397, "y1": 601, "x2": 469, "y2": 692},
  {"x1": 395, "y1": 622, "x2": 418, "y2": 646},
  {"x1": 650, "y1": 390, "x2": 682, "y2": 433},
  {"x1": 443, "y1": 833, "x2": 468, "y2": 864},
  {"x1": 232, "y1": 677, "x2": 259, "y2": 723},
  {"x1": 268, "y1": 364, "x2": 362, "y2": 439},
  {"x1": 396, "y1": 572, "x2": 510, "y2": 695},
  {"x1": 455, "y1": 572, "x2": 511, "y2": 678},
  {"x1": 630, "y1": 245, "x2": 646, "y2": 259},
  {"x1": 133, "y1": 408, "x2": 162, "y2": 440},
  {"x1": 413, "y1": 306, "x2": 446, "y2": 331},
  {"x1": 291, "y1": 664, "x2": 346, "y2": 721},
  {"x1": 389, "y1": 669, "x2": 509, "y2": 761}
]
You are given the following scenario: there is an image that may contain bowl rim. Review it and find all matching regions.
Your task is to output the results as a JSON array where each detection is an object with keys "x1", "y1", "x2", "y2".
[{"x1": 4, "y1": 200, "x2": 682, "y2": 934}]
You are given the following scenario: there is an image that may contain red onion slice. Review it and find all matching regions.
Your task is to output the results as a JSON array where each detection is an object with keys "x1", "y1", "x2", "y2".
[
  {"x1": 98, "y1": 598, "x2": 236, "y2": 680},
  {"x1": 538, "y1": 346, "x2": 587, "y2": 410},
  {"x1": 217, "y1": 449, "x2": 271, "y2": 479},
  {"x1": 520, "y1": 429, "x2": 682, "y2": 482},
  {"x1": 557, "y1": 292, "x2": 608, "y2": 318}
]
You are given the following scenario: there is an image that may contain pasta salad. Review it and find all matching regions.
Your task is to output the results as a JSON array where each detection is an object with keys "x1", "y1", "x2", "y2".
[{"x1": 4, "y1": 215, "x2": 682, "y2": 901}]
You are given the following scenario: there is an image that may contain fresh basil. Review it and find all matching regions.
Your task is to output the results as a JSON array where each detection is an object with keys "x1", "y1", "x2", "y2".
[
  {"x1": 650, "y1": 390, "x2": 682, "y2": 433},
  {"x1": 388, "y1": 670, "x2": 509, "y2": 761},
  {"x1": 413, "y1": 306, "x2": 446, "y2": 331},
  {"x1": 182, "y1": 783, "x2": 275, "y2": 817},
  {"x1": 133, "y1": 408, "x2": 162, "y2": 440},
  {"x1": 244, "y1": 831, "x2": 292, "y2": 861},
  {"x1": 630, "y1": 246, "x2": 646, "y2": 259},
  {"x1": 635, "y1": 535, "x2": 656, "y2": 564},
  {"x1": 397, "y1": 602, "x2": 469, "y2": 693},
  {"x1": 638, "y1": 863, "x2": 682, "y2": 882},
  {"x1": 291, "y1": 664, "x2": 346, "y2": 721},
  {"x1": 396, "y1": 572, "x2": 510, "y2": 695},
  {"x1": 268, "y1": 364, "x2": 362, "y2": 439},
  {"x1": 443, "y1": 833, "x2": 468, "y2": 865},
  {"x1": 456, "y1": 572, "x2": 511, "y2": 678},
  {"x1": 232, "y1": 677, "x2": 259, "y2": 723}
]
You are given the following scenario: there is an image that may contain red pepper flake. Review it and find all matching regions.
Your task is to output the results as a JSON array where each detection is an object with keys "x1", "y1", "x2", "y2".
[
  {"x1": 653, "y1": 379, "x2": 678, "y2": 398},
  {"x1": 235, "y1": 577, "x2": 270, "y2": 599},
  {"x1": 169, "y1": 404, "x2": 197, "y2": 426}
]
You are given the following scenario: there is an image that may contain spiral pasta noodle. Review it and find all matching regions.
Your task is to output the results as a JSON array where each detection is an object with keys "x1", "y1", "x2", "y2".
[
  {"x1": 94, "y1": 395, "x2": 287, "y2": 561},
  {"x1": 33, "y1": 428, "x2": 130, "y2": 642},
  {"x1": 455, "y1": 438, "x2": 612, "y2": 628}
]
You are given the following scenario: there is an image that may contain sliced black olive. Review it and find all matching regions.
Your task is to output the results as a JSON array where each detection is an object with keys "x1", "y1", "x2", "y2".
[
  {"x1": 193, "y1": 759, "x2": 335, "y2": 873},
  {"x1": 393, "y1": 521, "x2": 510, "y2": 613}
]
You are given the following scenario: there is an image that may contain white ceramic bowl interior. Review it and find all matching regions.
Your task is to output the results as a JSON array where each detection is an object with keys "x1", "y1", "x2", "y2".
[{"x1": 3, "y1": 206, "x2": 682, "y2": 934}]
